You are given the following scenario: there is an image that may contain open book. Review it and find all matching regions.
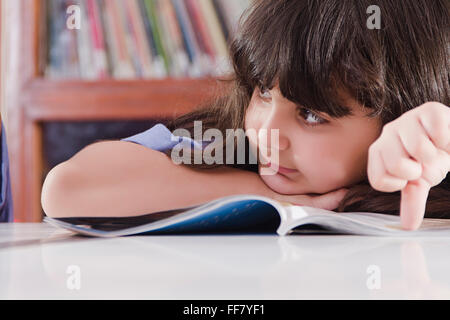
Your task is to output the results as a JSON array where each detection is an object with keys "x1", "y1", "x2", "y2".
[{"x1": 43, "y1": 194, "x2": 450, "y2": 237}]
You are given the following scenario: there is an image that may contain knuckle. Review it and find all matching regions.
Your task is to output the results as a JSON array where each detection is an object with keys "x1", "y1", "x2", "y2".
[
  {"x1": 422, "y1": 163, "x2": 446, "y2": 186},
  {"x1": 430, "y1": 101, "x2": 447, "y2": 112},
  {"x1": 368, "y1": 143, "x2": 377, "y2": 158},
  {"x1": 421, "y1": 102, "x2": 450, "y2": 131},
  {"x1": 440, "y1": 166, "x2": 448, "y2": 181},
  {"x1": 437, "y1": 164, "x2": 448, "y2": 182},
  {"x1": 386, "y1": 158, "x2": 404, "y2": 176},
  {"x1": 421, "y1": 106, "x2": 446, "y2": 131},
  {"x1": 370, "y1": 174, "x2": 386, "y2": 190},
  {"x1": 381, "y1": 121, "x2": 395, "y2": 135},
  {"x1": 435, "y1": 124, "x2": 448, "y2": 142},
  {"x1": 421, "y1": 101, "x2": 442, "y2": 113},
  {"x1": 371, "y1": 174, "x2": 407, "y2": 192},
  {"x1": 411, "y1": 140, "x2": 428, "y2": 159}
]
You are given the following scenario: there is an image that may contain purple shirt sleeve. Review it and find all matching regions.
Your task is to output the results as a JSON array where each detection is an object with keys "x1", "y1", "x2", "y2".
[
  {"x1": 120, "y1": 123, "x2": 211, "y2": 152},
  {"x1": 0, "y1": 121, "x2": 13, "y2": 222}
]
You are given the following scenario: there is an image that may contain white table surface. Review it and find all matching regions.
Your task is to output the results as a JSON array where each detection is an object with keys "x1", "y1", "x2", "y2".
[{"x1": 1, "y1": 223, "x2": 450, "y2": 299}]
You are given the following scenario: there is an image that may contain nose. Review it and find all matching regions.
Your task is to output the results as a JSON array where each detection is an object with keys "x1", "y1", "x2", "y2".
[{"x1": 260, "y1": 106, "x2": 290, "y2": 151}]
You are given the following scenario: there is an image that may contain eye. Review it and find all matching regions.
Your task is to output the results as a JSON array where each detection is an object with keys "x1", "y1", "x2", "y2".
[
  {"x1": 257, "y1": 86, "x2": 271, "y2": 101},
  {"x1": 256, "y1": 86, "x2": 328, "y2": 127},
  {"x1": 296, "y1": 107, "x2": 328, "y2": 127}
]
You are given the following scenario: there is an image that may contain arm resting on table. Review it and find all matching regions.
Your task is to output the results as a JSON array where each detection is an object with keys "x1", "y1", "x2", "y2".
[{"x1": 41, "y1": 141, "x2": 273, "y2": 218}]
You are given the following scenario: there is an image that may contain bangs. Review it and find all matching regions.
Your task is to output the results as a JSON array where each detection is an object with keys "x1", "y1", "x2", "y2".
[{"x1": 231, "y1": 0, "x2": 386, "y2": 119}]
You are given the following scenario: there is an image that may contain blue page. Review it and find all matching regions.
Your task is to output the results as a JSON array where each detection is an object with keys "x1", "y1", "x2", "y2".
[{"x1": 140, "y1": 200, "x2": 281, "y2": 235}]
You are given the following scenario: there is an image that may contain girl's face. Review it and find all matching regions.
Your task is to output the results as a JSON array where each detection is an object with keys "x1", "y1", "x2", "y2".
[{"x1": 244, "y1": 84, "x2": 383, "y2": 195}]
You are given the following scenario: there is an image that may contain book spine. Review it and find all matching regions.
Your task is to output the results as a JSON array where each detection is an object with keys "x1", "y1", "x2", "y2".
[
  {"x1": 137, "y1": 0, "x2": 159, "y2": 78},
  {"x1": 74, "y1": 0, "x2": 96, "y2": 79},
  {"x1": 143, "y1": 0, "x2": 170, "y2": 77},
  {"x1": 125, "y1": 0, "x2": 154, "y2": 78},
  {"x1": 45, "y1": 0, "x2": 247, "y2": 79},
  {"x1": 139, "y1": 0, "x2": 167, "y2": 78},
  {"x1": 47, "y1": 0, "x2": 80, "y2": 79},
  {"x1": 159, "y1": 0, "x2": 190, "y2": 77},
  {"x1": 122, "y1": 0, "x2": 146, "y2": 78},
  {"x1": 170, "y1": 0, "x2": 205, "y2": 77},
  {"x1": 216, "y1": 0, "x2": 240, "y2": 36},
  {"x1": 46, "y1": 0, "x2": 60, "y2": 78},
  {"x1": 154, "y1": 0, "x2": 180, "y2": 77},
  {"x1": 198, "y1": 0, "x2": 230, "y2": 76},
  {"x1": 184, "y1": 0, "x2": 211, "y2": 56},
  {"x1": 211, "y1": 0, "x2": 230, "y2": 42},
  {"x1": 108, "y1": 0, "x2": 136, "y2": 78},
  {"x1": 87, "y1": 0, "x2": 108, "y2": 79},
  {"x1": 155, "y1": 0, "x2": 177, "y2": 77},
  {"x1": 185, "y1": 0, "x2": 215, "y2": 75},
  {"x1": 99, "y1": 0, "x2": 121, "y2": 78},
  {"x1": 114, "y1": 0, "x2": 142, "y2": 78}
]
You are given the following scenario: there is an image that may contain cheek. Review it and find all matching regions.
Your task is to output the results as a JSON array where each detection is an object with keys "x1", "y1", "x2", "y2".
[
  {"x1": 294, "y1": 137, "x2": 356, "y2": 191},
  {"x1": 245, "y1": 103, "x2": 262, "y2": 129},
  {"x1": 244, "y1": 104, "x2": 265, "y2": 145},
  {"x1": 311, "y1": 133, "x2": 371, "y2": 188}
]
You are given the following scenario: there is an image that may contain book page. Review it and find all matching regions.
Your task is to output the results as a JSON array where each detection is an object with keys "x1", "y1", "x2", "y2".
[{"x1": 278, "y1": 204, "x2": 450, "y2": 236}]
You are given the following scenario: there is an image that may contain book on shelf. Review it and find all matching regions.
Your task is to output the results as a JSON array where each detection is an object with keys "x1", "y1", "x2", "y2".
[
  {"x1": 44, "y1": 194, "x2": 450, "y2": 237},
  {"x1": 44, "y1": 0, "x2": 250, "y2": 79},
  {"x1": 86, "y1": 0, "x2": 108, "y2": 79},
  {"x1": 46, "y1": 0, "x2": 80, "y2": 78}
]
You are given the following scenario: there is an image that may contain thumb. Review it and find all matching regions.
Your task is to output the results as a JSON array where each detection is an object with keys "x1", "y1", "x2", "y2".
[{"x1": 400, "y1": 178, "x2": 431, "y2": 230}]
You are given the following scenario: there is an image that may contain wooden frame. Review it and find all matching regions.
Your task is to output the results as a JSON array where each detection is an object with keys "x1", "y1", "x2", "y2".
[{"x1": 5, "y1": 0, "x2": 222, "y2": 222}]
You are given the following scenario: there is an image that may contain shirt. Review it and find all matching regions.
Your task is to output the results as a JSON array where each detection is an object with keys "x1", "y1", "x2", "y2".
[
  {"x1": 0, "y1": 121, "x2": 13, "y2": 222},
  {"x1": 121, "y1": 123, "x2": 211, "y2": 152},
  {"x1": 121, "y1": 123, "x2": 259, "y2": 173}
]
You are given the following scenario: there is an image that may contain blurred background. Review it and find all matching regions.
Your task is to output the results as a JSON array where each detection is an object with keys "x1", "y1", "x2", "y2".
[{"x1": 1, "y1": 0, "x2": 251, "y2": 222}]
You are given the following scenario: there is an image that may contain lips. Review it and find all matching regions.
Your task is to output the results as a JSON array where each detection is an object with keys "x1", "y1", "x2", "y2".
[{"x1": 262, "y1": 161, "x2": 298, "y2": 174}]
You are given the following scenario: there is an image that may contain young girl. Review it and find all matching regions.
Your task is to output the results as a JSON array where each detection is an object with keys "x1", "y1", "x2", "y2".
[{"x1": 41, "y1": 0, "x2": 449, "y2": 231}]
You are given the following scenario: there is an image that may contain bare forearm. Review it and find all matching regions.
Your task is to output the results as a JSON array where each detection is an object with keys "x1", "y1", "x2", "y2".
[{"x1": 41, "y1": 141, "x2": 273, "y2": 218}]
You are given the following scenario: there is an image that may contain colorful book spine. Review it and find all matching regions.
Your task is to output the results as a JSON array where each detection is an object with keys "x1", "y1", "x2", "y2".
[
  {"x1": 211, "y1": 0, "x2": 230, "y2": 42},
  {"x1": 215, "y1": 0, "x2": 241, "y2": 37},
  {"x1": 171, "y1": 0, "x2": 208, "y2": 77},
  {"x1": 198, "y1": 0, "x2": 230, "y2": 76},
  {"x1": 185, "y1": 0, "x2": 213, "y2": 58},
  {"x1": 47, "y1": 0, "x2": 80, "y2": 79},
  {"x1": 143, "y1": 0, "x2": 171, "y2": 76},
  {"x1": 102, "y1": 0, "x2": 135, "y2": 78},
  {"x1": 139, "y1": 0, "x2": 167, "y2": 78},
  {"x1": 99, "y1": 0, "x2": 118, "y2": 78},
  {"x1": 112, "y1": 0, "x2": 140, "y2": 78},
  {"x1": 45, "y1": 0, "x2": 249, "y2": 79},
  {"x1": 125, "y1": 0, "x2": 154, "y2": 78},
  {"x1": 158, "y1": 0, "x2": 190, "y2": 77},
  {"x1": 74, "y1": 0, "x2": 96, "y2": 79},
  {"x1": 86, "y1": 0, "x2": 108, "y2": 79},
  {"x1": 154, "y1": 0, "x2": 180, "y2": 77}
]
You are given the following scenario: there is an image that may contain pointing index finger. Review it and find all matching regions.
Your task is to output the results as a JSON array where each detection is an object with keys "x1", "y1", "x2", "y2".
[{"x1": 400, "y1": 178, "x2": 431, "y2": 230}]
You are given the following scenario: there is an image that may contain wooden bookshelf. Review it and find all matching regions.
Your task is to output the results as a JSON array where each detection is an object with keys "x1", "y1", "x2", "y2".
[{"x1": 4, "y1": 0, "x2": 226, "y2": 222}]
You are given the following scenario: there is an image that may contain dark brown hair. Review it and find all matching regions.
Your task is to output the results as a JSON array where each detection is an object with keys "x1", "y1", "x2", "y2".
[{"x1": 163, "y1": 0, "x2": 450, "y2": 217}]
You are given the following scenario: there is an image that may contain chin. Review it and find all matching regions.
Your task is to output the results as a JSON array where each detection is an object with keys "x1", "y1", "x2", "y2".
[{"x1": 259, "y1": 170, "x2": 308, "y2": 195}]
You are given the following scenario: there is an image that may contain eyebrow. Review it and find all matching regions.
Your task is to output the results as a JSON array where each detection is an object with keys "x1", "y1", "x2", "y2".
[
  {"x1": 304, "y1": 104, "x2": 355, "y2": 119},
  {"x1": 268, "y1": 86, "x2": 356, "y2": 119},
  {"x1": 330, "y1": 105, "x2": 355, "y2": 118}
]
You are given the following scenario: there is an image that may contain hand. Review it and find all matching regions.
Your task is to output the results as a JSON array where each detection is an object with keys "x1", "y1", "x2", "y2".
[
  {"x1": 270, "y1": 188, "x2": 349, "y2": 211},
  {"x1": 367, "y1": 102, "x2": 450, "y2": 230}
]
